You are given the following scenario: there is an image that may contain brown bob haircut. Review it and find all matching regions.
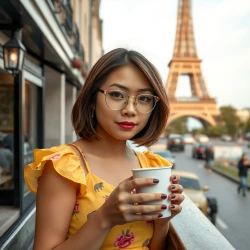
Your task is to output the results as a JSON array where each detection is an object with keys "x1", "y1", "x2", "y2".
[{"x1": 72, "y1": 48, "x2": 169, "y2": 147}]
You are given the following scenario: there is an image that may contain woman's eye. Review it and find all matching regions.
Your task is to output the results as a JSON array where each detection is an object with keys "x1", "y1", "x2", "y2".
[
  {"x1": 139, "y1": 95, "x2": 152, "y2": 102},
  {"x1": 109, "y1": 91, "x2": 124, "y2": 99}
]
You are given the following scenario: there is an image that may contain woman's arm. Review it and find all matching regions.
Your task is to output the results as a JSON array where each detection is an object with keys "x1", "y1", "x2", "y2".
[
  {"x1": 33, "y1": 162, "x2": 113, "y2": 250},
  {"x1": 148, "y1": 219, "x2": 170, "y2": 249}
]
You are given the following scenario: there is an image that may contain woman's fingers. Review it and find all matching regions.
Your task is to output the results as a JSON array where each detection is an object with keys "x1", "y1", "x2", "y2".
[
  {"x1": 169, "y1": 204, "x2": 182, "y2": 215},
  {"x1": 121, "y1": 176, "x2": 160, "y2": 192},
  {"x1": 127, "y1": 192, "x2": 168, "y2": 204},
  {"x1": 168, "y1": 193, "x2": 185, "y2": 205},
  {"x1": 168, "y1": 183, "x2": 183, "y2": 194},
  {"x1": 170, "y1": 174, "x2": 180, "y2": 184},
  {"x1": 120, "y1": 203, "x2": 167, "y2": 215}
]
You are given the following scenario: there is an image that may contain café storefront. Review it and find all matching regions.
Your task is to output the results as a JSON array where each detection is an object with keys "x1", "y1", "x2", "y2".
[{"x1": 0, "y1": 1, "x2": 86, "y2": 249}]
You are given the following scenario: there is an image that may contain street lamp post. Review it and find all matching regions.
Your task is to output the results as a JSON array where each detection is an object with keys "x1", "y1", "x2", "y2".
[{"x1": 2, "y1": 29, "x2": 26, "y2": 75}]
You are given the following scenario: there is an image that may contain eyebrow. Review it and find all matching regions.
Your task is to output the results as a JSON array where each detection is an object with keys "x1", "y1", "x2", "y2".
[{"x1": 109, "y1": 83, "x2": 153, "y2": 93}]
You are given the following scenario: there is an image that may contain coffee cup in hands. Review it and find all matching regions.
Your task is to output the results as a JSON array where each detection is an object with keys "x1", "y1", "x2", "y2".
[{"x1": 131, "y1": 167, "x2": 172, "y2": 218}]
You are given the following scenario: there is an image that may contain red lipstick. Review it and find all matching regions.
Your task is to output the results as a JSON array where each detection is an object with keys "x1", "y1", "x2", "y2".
[{"x1": 117, "y1": 121, "x2": 136, "y2": 130}]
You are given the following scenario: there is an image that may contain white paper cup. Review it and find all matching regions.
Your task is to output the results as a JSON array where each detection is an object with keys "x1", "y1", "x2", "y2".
[{"x1": 131, "y1": 166, "x2": 172, "y2": 218}]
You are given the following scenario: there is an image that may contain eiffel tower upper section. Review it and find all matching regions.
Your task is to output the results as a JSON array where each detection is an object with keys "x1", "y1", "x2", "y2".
[
  {"x1": 173, "y1": 0, "x2": 198, "y2": 59},
  {"x1": 166, "y1": 0, "x2": 220, "y2": 126}
]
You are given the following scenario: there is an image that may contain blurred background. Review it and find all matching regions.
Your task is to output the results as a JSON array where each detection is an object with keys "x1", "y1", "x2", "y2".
[{"x1": 0, "y1": 0, "x2": 249, "y2": 249}]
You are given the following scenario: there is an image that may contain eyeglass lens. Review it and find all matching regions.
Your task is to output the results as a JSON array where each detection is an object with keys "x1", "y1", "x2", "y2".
[{"x1": 105, "y1": 90, "x2": 157, "y2": 113}]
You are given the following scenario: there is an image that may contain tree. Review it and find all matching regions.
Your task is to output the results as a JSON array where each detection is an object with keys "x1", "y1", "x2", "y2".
[
  {"x1": 167, "y1": 117, "x2": 188, "y2": 134},
  {"x1": 244, "y1": 117, "x2": 250, "y2": 134},
  {"x1": 219, "y1": 106, "x2": 240, "y2": 136}
]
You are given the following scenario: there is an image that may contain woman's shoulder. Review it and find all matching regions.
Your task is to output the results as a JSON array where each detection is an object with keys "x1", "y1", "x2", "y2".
[
  {"x1": 24, "y1": 144, "x2": 86, "y2": 195},
  {"x1": 136, "y1": 151, "x2": 172, "y2": 168}
]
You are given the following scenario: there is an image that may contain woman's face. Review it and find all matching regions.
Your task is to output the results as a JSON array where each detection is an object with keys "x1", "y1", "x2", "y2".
[{"x1": 94, "y1": 64, "x2": 155, "y2": 142}]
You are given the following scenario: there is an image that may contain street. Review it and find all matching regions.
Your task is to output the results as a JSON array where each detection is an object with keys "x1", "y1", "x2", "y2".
[{"x1": 168, "y1": 141, "x2": 250, "y2": 250}]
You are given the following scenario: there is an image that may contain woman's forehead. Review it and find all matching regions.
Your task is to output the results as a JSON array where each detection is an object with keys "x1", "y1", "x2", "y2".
[{"x1": 101, "y1": 65, "x2": 152, "y2": 90}]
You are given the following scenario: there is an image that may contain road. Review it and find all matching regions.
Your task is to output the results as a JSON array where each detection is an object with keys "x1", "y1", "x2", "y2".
[{"x1": 169, "y1": 142, "x2": 250, "y2": 250}]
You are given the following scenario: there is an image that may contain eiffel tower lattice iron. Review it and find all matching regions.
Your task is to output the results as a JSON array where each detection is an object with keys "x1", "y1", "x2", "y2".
[{"x1": 166, "y1": 0, "x2": 220, "y2": 126}]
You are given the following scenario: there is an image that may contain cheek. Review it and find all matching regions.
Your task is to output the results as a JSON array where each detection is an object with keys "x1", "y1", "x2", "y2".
[{"x1": 138, "y1": 113, "x2": 152, "y2": 129}]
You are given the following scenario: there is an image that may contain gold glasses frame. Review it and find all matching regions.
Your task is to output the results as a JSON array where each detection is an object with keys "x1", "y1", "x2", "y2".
[{"x1": 97, "y1": 89, "x2": 159, "y2": 114}]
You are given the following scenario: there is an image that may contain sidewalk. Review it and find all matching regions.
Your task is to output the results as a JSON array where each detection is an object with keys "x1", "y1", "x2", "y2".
[{"x1": 211, "y1": 165, "x2": 250, "y2": 190}]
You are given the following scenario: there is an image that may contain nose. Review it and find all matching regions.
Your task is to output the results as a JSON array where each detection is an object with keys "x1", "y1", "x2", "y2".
[{"x1": 121, "y1": 96, "x2": 137, "y2": 116}]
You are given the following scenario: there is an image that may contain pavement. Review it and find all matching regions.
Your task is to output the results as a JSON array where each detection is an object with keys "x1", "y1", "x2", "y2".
[{"x1": 211, "y1": 165, "x2": 250, "y2": 190}]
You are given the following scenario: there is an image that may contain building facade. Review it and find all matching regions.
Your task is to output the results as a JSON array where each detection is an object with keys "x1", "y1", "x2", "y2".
[{"x1": 0, "y1": 1, "x2": 102, "y2": 249}]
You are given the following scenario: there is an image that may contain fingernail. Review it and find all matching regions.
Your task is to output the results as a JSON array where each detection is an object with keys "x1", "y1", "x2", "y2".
[
  {"x1": 171, "y1": 185, "x2": 176, "y2": 190},
  {"x1": 171, "y1": 205, "x2": 175, "y2": 209},
  {"x1": 170, "y1": 194, "x2": 176, "y2": 199},
  {"x1": 161, "y1": 205, "x2": 167, "y2": 209},
  {"x1": 158, "y1": 213, "x2": 163, "y2": 218},
  {"x1": 173, "y1": 175, "x2": 177, "y2": 179},
  {"x1": 161, "y1": 194, "x2": 167, "y2": 199},
  {"x1": 153, "y1": 179, "x2": 159, "y2": 183}
]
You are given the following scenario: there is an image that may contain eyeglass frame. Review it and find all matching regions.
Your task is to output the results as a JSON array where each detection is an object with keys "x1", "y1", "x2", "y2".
[{"x1": 97, "y1": 88, "x2": 160, "y2": 114}]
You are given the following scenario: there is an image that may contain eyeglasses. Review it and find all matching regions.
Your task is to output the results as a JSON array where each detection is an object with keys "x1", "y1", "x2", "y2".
[{"x1": 97, "y1": 89, "x2": 159, "y2": 114}]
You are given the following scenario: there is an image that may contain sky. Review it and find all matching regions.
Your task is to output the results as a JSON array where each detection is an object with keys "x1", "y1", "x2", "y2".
[{"x1": 100, "y1": 0, "x2": 250, "y2": 112}]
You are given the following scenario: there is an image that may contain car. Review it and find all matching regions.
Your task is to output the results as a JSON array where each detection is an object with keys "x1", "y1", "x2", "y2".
[
  {"x1": 183, "y1": 133, "x2": 195, "y2": 144},
  {"x1": 196, "y1": 134, "x2": 209, "y2": 143},
  {"x1": 172, "y1": 170, "x2": 217, "y2": 224},
  {"x1": 245, "y1": 132, "x2": 250, "y2": 141},
  {"x1": 220, "y1": 134, "x2": 232, "y2": 142},
  {"x1": 151, "y1": 149, "x2": 176, "y2": 168},
  {"x1": 192, "y1": 142, "x2": 214, "y2": 159},
  {"x1": 126, "y1": 140, "x2": 148, "y2": 152},
  {"x1": 167, "y1": 134, "x2": 185, "y2": 151}
]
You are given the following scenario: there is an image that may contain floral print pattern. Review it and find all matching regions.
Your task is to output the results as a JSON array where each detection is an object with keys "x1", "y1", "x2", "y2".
[
  {"x1": 114, "y1": 225, "x2": 135, "y2": 249},
  {"x1": 103, "y1": 195, "x2": 109, "y2": 202},
  {"x1": 72, "y1": 201, "x2": 80, "y2": 220},
  {"x1": 142, "y1": 238, "x2": 150, "y2": 247},
  {"x1": 50, "y1": 154, "x2": 61, "y2": 160},
  {"x1": 36, "y1": 176, "x2": 40, "y2": 185},
  {"x1": 145, "y1": 220, "x2": 153, "y2": 227}
]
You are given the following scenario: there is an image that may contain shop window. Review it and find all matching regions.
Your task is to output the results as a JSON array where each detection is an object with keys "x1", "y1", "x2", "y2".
[
  {"x1": 0, "y1": 71, "x2": 18, "y2": 237},
  {"x1": 0, "y1": 72, "x2": 14, "y2": 189},
  {"x1": 23, "y1": 80, "x2": 39, "y2": 196}
]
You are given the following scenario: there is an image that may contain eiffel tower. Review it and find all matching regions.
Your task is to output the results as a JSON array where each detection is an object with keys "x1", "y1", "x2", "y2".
[{"x1": 166, "y1": 0, "x2": 220, "y2": 127}]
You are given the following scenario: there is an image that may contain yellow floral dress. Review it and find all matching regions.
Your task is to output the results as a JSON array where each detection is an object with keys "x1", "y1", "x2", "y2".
[{"x1": 24, "y1": 144, "x2": 171, "y2": 250}]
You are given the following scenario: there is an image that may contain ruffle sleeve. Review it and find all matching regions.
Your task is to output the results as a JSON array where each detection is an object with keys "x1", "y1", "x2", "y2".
[
  {"x1": 136, "y1": 151, "x2": 172, "y2": 168},
  {"x1": 24, "y1": 144, "x2": 86, "y2": 196}
]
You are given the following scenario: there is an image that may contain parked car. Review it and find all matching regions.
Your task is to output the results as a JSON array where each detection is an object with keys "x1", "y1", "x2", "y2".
[
  {"x1": 220, "y1": 134, "x2": 232, "y2": 142},
  {"x1": 172, "y1": 170, "x2": 217, "y2": 224},
  {"x1": 127, "y1": 140, "x2": 148, "y2": 152},
  {"x1": 183, "y1": 133, "x2": 195, "y2": 144},
  {"x1": 245, "y1": 132, "x2": 250, "y2": 141},
  {"x1": 167, "y1": 134, "x2": 185, "y2": 151},
  {"x1": 196, "y1": 134, "x2": 209, "y2": 143},
  {"x1": 192, "y1": 142, "x2": 214, "y2": 159},
  {"x1": 151, "y1": 149, "x2": 176, "y2": 168}
]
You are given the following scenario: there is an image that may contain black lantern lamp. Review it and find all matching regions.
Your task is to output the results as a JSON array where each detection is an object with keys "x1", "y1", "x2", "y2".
[{"x1": 3, "y1": 29, "x2": 26, "y2": 75}]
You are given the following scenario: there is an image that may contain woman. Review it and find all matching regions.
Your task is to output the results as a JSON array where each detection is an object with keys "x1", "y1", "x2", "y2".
[
  {"x1": 25, "y1": 48, "x2": 184, "y2": 250},
  {"x1": 238, "y1": 153, "x2": 250, "y2": 197}
]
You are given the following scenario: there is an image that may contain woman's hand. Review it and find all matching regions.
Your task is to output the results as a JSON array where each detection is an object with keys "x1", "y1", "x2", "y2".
[
  {"x1": 167, "y1": 174, "x2": 184, "y2": 219},
  {"x1": 97, "y1": 176, "x2": 169, "y2": 228}
]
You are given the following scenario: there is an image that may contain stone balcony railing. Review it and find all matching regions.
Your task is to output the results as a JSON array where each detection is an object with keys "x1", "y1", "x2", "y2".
[{"x1": 166, "y1": 194, "x2": 235, "y2": 250}]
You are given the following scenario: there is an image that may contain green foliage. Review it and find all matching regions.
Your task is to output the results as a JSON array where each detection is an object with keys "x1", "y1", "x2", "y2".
[
  {"x1": 166, "y1": 105, "x2": 249, "y2": 137},
  {"x1": 219, "y1": 106, "x2": 239, "y2": 136},
  {"x1": 244, "y1": 117, "x2": 250, "y2": 133},
  {"x1": 167, "y1": 117, "x2": 188, "y2": 134}
]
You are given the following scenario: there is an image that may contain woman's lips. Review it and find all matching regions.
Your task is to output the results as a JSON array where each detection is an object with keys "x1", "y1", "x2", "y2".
[{"x1": 117, "y1": 122, "x2": 136, "y2": 130}]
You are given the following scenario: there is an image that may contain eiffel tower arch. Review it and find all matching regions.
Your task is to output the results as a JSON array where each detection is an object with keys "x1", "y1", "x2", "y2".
[{"x1": 166, "y1": 0, "x2": 220, "y2": 127}]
